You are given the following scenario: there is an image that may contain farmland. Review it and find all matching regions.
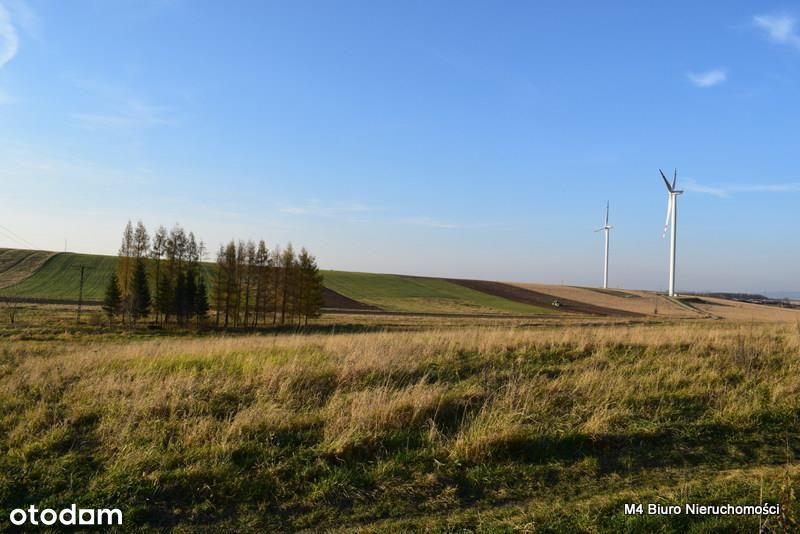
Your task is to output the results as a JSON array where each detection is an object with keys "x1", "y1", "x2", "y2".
[
  {"x1": 1, "y1": 320, "x2": 798, "y2": 531},
  {"x1": 3, "y1": 249, "x2": 800, "y2": 324},
  {"x1": 2, "y1": 247, "x2": 800, "y2": 531},
  {"x1": 0, "y1": 249, "x2": 55, "y2": 290},
  {"x1": 0, "y1": 250, "x2": 560, "y2": 315},
  {"x1": 323, "y1": 271, "x2": 554, "y2": 315}
]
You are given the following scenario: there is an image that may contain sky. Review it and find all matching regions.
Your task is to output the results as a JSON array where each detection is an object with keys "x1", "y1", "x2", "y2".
[{"x1": 1, "y1": 1, "x2": 799, "y2": 293}]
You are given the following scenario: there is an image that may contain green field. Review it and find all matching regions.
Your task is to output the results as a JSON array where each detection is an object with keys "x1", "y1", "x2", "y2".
[
  {"x1": 0, "y1": 252, "x2": 118, "y2": 300},
  {"x1": 0, "y1": 250, "x2": 553, "y2": 315},
  {"x1": 323, "y1": 270, "x2": 553, "y2": 314},
  {"x1": 0, "y1": 248, "x2": 56, "y2": 290}
]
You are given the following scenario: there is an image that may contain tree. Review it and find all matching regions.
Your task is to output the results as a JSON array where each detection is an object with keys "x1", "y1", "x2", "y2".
[
  {"x1": 156, "y1": 271, "x2": 174, "y2": 325},
  {"x1": 183, "y1": 270, "x2": 197, "y2": 326},
  {"x1": 174, "y1": 271, "x2": 187, "y2": 326},
  {"x1": 103, "y1": 273, "x2": 122, "y2": 323},
  {"x1": 195, "y1": 276, "x2": 210, "y2": 327},
  {"x1": 252, "y1": 240, "x2": 269, "y2": 327},
  {"x1": 297, "y1": 248, "x2": 324, "y2": 325},
  {"x1": 117, "y1": 220, "x2": 135, "y2": 322},
  {"x1": 242, "y1": 241, "x2": 256, "y2": 328},
  {"x1": 133, "y1": 221, "x2": 150, "y2": 258},
  {"x1": 151, "y1": 225, "x2": 167, "y2": 324},
  {"x1": 131, "y1": 259, "x2": 151, "y2": 322},
  {"x1": 279, "y1": 243, "x2": 295, "y2": 325}
]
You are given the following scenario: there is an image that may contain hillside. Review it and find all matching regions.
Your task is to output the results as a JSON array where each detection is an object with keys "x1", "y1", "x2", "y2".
[
  {"x1": 0, "y1": 248, "x2": 56, "y2": 289},
  {"x1": 323, "y1": 271, "x2": 554, "y2": 315},
  {"x1": 4, "y1": 248, "x2": 799, "y2": 320},
  {"x1": 0, "y1": 250, "x2": 555, "y2": 315}
]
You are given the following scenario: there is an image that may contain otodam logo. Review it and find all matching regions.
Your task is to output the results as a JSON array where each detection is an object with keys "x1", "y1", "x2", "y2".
[{"x1": 7, "y1": 505, "x2": 122, "y2": 527}]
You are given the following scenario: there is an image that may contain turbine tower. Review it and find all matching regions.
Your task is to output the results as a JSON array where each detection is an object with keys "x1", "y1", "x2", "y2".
[
  {"x1": 660, "y1": 169, "x2": 683, "y2": 297},
  {"x1": 595, "y1": 201, "x2": 613, "y2": 289}
]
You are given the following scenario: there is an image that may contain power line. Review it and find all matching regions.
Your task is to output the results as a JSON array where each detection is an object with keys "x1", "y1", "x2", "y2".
[{"x1": 0, "y1": 223, "x2": 38, "y2": 249}]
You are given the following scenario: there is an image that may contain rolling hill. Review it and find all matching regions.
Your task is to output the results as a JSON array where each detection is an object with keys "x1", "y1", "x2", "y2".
[
  {"x1": 0, "y1": 250, "x2": 555, "y2": 315},
  {"x1": 1, "y1": 248, "x2": 798, "y2": 321}
]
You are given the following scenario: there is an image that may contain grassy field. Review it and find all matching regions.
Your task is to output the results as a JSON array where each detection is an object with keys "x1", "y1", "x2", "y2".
[
  {"x1": 0, "y1": 250, "x2": 556, "y2": 315},
  {"x1": 0, "y1": 252, "x2": 118, "y2": 300},
  {"x1": 323, "y1": 271, "x2": 553, "y2": 314},
  {"x1": 1, "y1": 320, "x2": 797, "y2": 531},
  {"x1": 0, "y1": 249, "x2": 56, "y2": 290}
]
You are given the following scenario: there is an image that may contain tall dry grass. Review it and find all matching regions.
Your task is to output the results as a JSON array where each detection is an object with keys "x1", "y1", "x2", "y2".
[{"x1": 1, "y1": 321, "x2": 799, "y2": 529}]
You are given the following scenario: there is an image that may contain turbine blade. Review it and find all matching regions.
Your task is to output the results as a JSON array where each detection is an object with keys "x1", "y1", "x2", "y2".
[
  {"x1": 659, "y1": 169, "x2": 673, "y2": 192},
  {"x1": 605, "y1": 201, "x2": 609, "y2": 225},
  {"x1": 672, "y1": 168, "x2": 677, "y2": 190}
]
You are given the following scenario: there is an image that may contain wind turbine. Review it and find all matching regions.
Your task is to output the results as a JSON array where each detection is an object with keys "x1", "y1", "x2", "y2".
[
  {"x1": 595, "y1": 201, "x2": 613, "y2": 289},
  {"x1": 660, "y1": 168, "x2": 683, "y2": 297}
]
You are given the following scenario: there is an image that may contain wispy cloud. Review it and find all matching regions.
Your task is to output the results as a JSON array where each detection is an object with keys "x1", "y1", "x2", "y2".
[
  {"x1": 687, "y1": 68, "x2": 727, "y2": 88},
  {"x1": 684, "y1": 178, "x2": 800, "y2": 197},
  {"x1": 754, "y1": 14, "x2": 800, "y2": 48},
  {"x1": 72, "y1": 80, "x2": 172, "y2": 130},
  {"x1": 4, "y1": 0, "x2": 40, "y2": 41},
  {"x1": 0, "y1": 2, "x2": 19, "y2": 69},
  {"x1": 278, "y1": 201, "x2": 372, "y2": 217},
  {"x1": 396, "y1": 216, "x2": 500, "y2": 230}
]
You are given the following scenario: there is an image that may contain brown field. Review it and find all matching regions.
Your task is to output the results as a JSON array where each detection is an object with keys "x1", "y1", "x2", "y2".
[
  {"x1": 447, "y1": 279, "x2": 643, "y2": 317},
  {"x1": 692, "y1": 295, "x2": 800, "y2": 322},
  {"x1": 511, "y1": 283, "x2": 703, "y2": 318}
]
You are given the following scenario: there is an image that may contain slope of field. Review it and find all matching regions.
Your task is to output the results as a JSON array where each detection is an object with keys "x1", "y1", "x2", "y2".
[
  {"x1": 691, "y1": 295, "x2": 800, "y2": 322},
  {"x1": 448, "y1": 279, "x2": 642, "y2": 317},
  {"x1": 322, "y1": 270, "x2": 554, "y2": 314},
  {"x1": 511, "y1": 283, "x2": 698, "y2": 318},
  {"x1": 0, "y1": 252, "x2": 118, "y2": 300},
  {"x1": 0, "y1": 250, "x2": 553, "y2": 315},
  {"x1": 0, "y1": 248, "x2": 56, "y2": 289},
  {"x1": 2, "y1": 323, "x2": 797, "y2": 531}
]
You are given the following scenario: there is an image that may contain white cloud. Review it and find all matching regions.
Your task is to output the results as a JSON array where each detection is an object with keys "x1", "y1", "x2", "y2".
[
  {"x1": 396, "y1": 216, "x2": 499, "y2": 229},
  {"x1": 754, "y1": 14, "x2": 800, "y2": 48},
  {"x1": 687, "y1": 68, "x2": 727, "y2": 88},
  {"x1": 684, "y1": 178, "x2": 800, "y2": 197},
  {"x1": 278, "y1": 201, "x2": 372, "y2": 217},
  {"x1": 4, "y1": 0, "x2": 40, "y2": 41},
  {"x1": 72, "y1": 80, "x2": 172, "y2": 130},
  {"x1": 0, "y1": 2, "x2": 19, "y2": 69}
]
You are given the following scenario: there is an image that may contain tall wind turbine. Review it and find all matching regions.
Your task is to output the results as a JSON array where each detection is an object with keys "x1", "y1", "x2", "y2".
[
  {"x1": 595, "y1": 202, "x2": 613, "y2": 289},
  {"x1": 660, "y1": 169, "x2": 683, "y2": 297}
]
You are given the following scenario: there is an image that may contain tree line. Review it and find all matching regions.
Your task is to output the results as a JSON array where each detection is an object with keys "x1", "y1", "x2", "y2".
[{"x1": 103, "y1": 221, "x2": 324, "y2": 328}]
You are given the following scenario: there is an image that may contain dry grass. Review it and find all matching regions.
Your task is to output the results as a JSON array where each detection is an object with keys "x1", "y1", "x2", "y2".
[{"x1": 1, "y1": 321, "x2": 799, "y2": 530}]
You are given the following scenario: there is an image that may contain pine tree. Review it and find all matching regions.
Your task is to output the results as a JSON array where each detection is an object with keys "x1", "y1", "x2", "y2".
[
  {"x1": 195, "y1": 276, "x2": 210, "y2": 327},
  {"x1": 185, "y1": 270, "x2": 197, "y2": 326},
  {"x1": 131, "y1": 259, "x2": 151, "y2": 322},
  {"x1": 151, "y1": 225, "x2": 167, "y2": 324},
  {"x1": 156, "y1": 271, "x2": 174, "y2": 325},
  {"x1": 103, "y1": 272, "x2": 122, "y2": 324},
  {"x1": 174, "y1": 271, "x2": 187, "y2": 326},
  {"x1": 298, "y1": 248, "x2": 324, "y2": 325},
  {"x1": 117, "y1": 220, "x2": 135, "y2": 323},
  {"x1": 280, "y1": 243, "x2": 295, "y2": 325}
]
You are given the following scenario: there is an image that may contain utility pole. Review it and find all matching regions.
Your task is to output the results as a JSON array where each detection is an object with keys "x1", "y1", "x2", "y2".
[{"x1": 75, "y1": 265, "x2": 93, "y2": 324}]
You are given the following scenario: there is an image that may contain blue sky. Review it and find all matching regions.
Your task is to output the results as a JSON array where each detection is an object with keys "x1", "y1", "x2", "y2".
[{"x1": 1, "y1": 1, "x2": 799, "y2": 292}]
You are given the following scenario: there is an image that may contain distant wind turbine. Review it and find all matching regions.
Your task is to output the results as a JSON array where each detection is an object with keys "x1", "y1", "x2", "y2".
[
  {"x1": 660, "y1": 169, "x2": 683, "y2": 297},
  {"x1": 595, "y1": 202, "x2": 613, "y2": 289}
]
